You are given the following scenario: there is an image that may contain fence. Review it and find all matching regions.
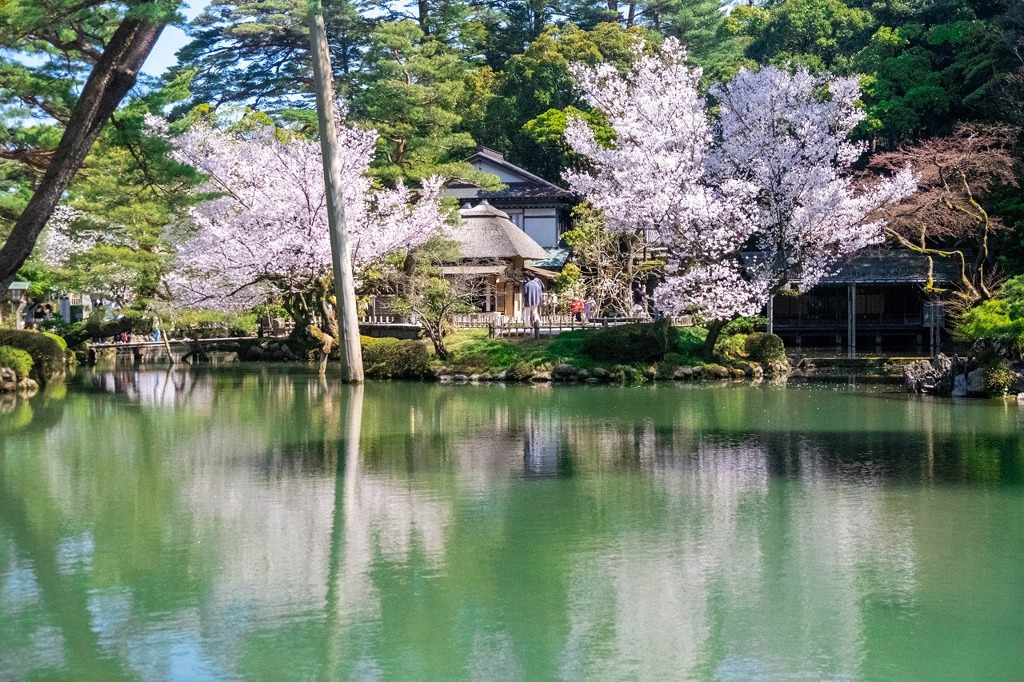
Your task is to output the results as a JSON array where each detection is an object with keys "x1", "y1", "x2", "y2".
[{"x1": 358, "y1": 313, "x2": 694, "y2": 338}]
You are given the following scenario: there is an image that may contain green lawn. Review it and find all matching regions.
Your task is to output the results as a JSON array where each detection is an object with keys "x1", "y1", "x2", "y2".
[{"x1": 439, "y1": 326, "x2": 709, "y2": 373}]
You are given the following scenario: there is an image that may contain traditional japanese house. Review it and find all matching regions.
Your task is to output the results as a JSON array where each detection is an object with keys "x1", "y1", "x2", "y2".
[
  {"x1": 765, "y1": 249, "x2": 955, "y2": 353},
  {"x1": 444, "y1": 202, "x2": 552, "y2": 319},
  {"x1": 444, "y1": 147, "x2": 576, "y2": 250}
]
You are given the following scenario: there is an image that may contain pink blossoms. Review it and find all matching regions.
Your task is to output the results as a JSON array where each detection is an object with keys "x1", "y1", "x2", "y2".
[
  {"x1": 151, "y1": 115, "x2": 447, "y2": 310},
  {"x1": 565, "y1": 39, "x2": 917, "y2": 321}
]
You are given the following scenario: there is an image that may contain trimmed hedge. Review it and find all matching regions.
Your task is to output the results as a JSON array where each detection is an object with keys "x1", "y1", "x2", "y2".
[
  {"x1": 0, "y1": 330, "x2": 66, "y2": 385},
  {"x1": 42, "y1": 331, "x2": 67, "y2": 351},
  {"x1": 362, "y1": 338, "x2": 432, "y2": 379},
  {"x1": 581, "y1": 320, "x2": 679, "y2": 364},
  {"x1": 0, "y1": 346, "x2": 33, "y2": 380},
  {"x1": 744, "y1": 332, "x2": 786, "y2": 364}
]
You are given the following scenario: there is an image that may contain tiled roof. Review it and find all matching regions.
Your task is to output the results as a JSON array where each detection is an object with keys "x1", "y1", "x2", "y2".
[
  {"x1": 822, "y1": 249, "x2": 959, "y2": 284},
  {"x1": 446, "y1": 182, "x2": 572, "y2": 201},
  {"x1": 741, "y1": 249, "x2": 959, "y2": 285}
]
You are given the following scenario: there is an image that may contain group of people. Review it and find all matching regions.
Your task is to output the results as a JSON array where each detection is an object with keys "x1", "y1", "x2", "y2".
[
  {"x1": 22, "y1": 300, "x2": 55, "y2": 329},
  {"x1": 522, "y1": 273, "x2": 598, "y2": 324}
]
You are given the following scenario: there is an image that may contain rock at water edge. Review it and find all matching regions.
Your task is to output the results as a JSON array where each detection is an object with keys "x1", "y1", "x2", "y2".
[
  {"x1": 951, "y1": 374, "x2": 968, "y2": 398},
  {"x1": 967, "y1": 368, "x2": 986, "y2": 396}
]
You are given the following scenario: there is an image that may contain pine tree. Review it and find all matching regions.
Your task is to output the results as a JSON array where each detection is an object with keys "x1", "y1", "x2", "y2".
[
  {"x1": 172, "y1": 0, "x2": 374, "y2": 112},
  {"x1": 351, "y1": 20, "x2": 478, "y2": 184}
]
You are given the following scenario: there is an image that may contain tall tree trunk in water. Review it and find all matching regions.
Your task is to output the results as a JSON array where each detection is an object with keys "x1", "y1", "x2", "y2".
[
  {"x1": 309, "y1": 6, "x2": 364, "y2": 382},
  {"x1": 701, "y1": 319, "x2": 729, "y2": 361},
  {"x1": 0, "y1": 12, "x2": 172, "y2": 290}
]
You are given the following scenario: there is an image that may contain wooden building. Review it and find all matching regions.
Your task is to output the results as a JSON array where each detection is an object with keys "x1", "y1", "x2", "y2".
[
  {"x1": 444, "y1": 202, "x2": 552, "y2": 320},
  {"x1": 444, "y1": 147, "x2": 575, "y2": 249},
  {"x1": 766, "y1": 250, "x2": 955, "y2": 353}
]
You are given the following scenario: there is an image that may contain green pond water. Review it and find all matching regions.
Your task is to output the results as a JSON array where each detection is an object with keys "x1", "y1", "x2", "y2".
[{"x1": 1, "y1": 369, "x2": 1023, "y2": 681}]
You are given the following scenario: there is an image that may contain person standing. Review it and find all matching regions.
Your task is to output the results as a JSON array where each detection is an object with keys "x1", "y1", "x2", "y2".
[
  {"x1": 584, "y1": 296, "x2": 596, "y2": 322},
  {"x1": 570, "y1": 298, "x2": 584, "y2": 322},
  {"x1": 632, "y1": 278, "x2": 645, "y2": 314},
  {"x1": 151, "y1": 317, "x2": 162, "y2": 342},
  {"x1": 523, "y1": 274, "x2": 543, "y2": 337}
]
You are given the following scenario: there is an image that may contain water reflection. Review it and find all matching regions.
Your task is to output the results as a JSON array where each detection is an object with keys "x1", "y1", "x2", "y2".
[{"x1": 1, "y1": 372, "x2": 1023, "y2": 679}]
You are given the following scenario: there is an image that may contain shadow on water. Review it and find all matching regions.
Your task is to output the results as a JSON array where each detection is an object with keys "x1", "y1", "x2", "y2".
[{"x1": 2, "y1": 367, "x2": 1024, "y2": 679}]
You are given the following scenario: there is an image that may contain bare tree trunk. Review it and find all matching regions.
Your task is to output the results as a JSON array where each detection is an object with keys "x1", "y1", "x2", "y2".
[
  {"x1": 308, "y1": 7, "x2": 364, "y2": 382},
  {"x1": 425, "y1": 324, "x2": 450, "y2": 360},
  {"x1": 0, "y1": 14, "x2": 171, "y2": 290}
]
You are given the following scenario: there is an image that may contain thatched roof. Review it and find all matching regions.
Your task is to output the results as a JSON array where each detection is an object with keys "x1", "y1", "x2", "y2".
[{"x1": 455, "y1": 203, "x2": 549, "y2": 260}]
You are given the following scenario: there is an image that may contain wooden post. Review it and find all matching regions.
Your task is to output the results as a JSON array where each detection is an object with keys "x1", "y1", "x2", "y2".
[
  {"x1": 766, "y1": 295, "x2": 774, "y2": 335},
  {"x1": 847, "y1": 283, "x2": 857, "y2": 358},
  {"x1": 162, "y1": 328, "x2": 174, "y2": 365},
  {"x1": 308, "y1": 4, "x2": 364, "y2": 383}
]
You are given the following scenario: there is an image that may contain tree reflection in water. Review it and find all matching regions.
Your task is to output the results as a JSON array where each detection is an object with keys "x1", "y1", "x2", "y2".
[{"x1": 1, "y1": 372, "x2": 1023, "y2": 679}]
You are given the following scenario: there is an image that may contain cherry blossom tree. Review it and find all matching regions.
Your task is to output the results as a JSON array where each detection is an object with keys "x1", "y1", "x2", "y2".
[
  {"x1": 151, "y1": 114, "x2": 447, "y2": 341},
  {"x1": 564, "y1": 39, "x2": 917, "y2": 356}
]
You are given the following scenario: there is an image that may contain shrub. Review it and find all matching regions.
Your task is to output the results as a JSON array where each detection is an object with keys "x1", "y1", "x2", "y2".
[
  {"x1": 657, "y1": 352, "x2": 683, "y2": 378},
  {"x1": 84, "y1": 310, "x2": 131, "y2": 340},
  {"x1": 42, "y1": 331, "x2": 67, "y2": 351},
  {"x1": 0, "y1": 346, "x2": 33, "y2": 380},
  {"x1": 362, "y1": 338, "x2": 431, "y2": 379},
  {"x1": 722, "y1": 316, "x2": 767, "y2": 336},
  {"x1": 40, "y1": 319, "x2": 89, "y2": 347},
  {"x1": 744, "y1": 332, "x2": 786, "y2": 364},
  {"x1": 715, "y1": 333, "x2": 748, "y2": 362},
  {"x1": 582, "y1": 320, "x2": 679, "y2": 364},
  {"x1": 0, "y1": 330, "x2": 65, "y2": 384},
  {"x1": 955, "y1": 276, "x2": 1024, "y2": 358},
  {"x1": 984, "y1": 364, "x2": 1015, "y2": 396}
]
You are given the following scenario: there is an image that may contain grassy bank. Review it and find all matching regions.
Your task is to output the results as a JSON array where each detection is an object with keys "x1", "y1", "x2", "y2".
[
  {"x1": 439, "y1": 327, "x2": 707, "y2": 372},
  {"x1": 362, "y1": 325, "x2": 789, "y2": 383}
]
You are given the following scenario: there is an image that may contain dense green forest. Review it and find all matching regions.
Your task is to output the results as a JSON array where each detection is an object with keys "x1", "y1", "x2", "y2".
[{"x1": 2, "y1": 0, "x2": 1024, "y2": 347}]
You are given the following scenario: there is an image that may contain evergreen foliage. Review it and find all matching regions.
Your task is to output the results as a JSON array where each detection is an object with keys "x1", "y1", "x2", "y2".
[
  {"x1": 581, "y1": 320, "x2": 679, "y2": 363},
  {"x1": 0, "y1": 346, "x2": 33, "y2": 380},
  {"x1": 0, "y1": 330, "x2": 65, "y2": 384},
  {"x1": 6, "y1": 0, "x2": 1024, "y2": 333}
]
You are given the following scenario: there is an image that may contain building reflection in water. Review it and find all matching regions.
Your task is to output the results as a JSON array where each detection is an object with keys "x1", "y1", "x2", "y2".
[{"x1": 12, "y1": 374, "x2": 1015, "y2": 680}]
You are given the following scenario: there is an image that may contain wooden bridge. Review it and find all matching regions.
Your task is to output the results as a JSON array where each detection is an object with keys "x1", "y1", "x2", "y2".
[{"x1": 86, "y1": 337, "x2": 255, "y2": 365}]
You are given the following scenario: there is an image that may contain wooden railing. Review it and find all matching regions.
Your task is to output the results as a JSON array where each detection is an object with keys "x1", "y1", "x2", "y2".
[{"x1": 358, "y1": 313, "x2": 694, "y2": 338}]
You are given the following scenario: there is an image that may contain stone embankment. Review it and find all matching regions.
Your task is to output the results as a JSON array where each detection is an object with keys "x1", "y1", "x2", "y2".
[
  {"x1": 434, "y1": 360, "x2": 789, "y2": 385},
  {"x1": 903, "y1": 353, "x2": 1024, "y2": 399},
  {"x1": 0, "y1": 366, "x2": 39, "y2": 396}
]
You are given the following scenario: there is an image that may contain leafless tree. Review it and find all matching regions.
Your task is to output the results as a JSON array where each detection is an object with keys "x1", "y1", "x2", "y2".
[{"x1": 869, "y1": 125, "x2": 1019, "y2": 309}]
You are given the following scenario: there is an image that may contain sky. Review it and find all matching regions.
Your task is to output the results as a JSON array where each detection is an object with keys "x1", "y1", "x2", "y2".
[{"x1": 142, "y1": 0, "x2": 212, "y2": 76}]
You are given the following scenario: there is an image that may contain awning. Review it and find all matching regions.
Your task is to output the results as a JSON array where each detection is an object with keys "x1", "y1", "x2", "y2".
[
  {"x1": 441, "y1": 265, "x2": 506, "y2": 276},
  {"x1": 524, "y1": 265, "x2": 558, "y2": 279}
]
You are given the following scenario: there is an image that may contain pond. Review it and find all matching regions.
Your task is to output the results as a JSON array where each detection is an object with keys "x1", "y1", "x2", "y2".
[{"x1": 1, "y1": 369, "x2": 1023, "y2": 680}]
